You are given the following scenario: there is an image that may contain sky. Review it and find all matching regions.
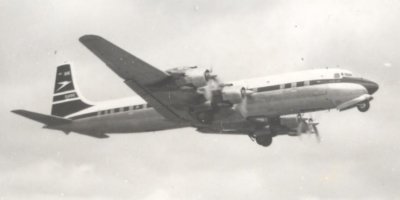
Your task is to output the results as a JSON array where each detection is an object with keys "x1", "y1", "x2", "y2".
[{"x1": 1, "y1": 0, "x2": 400, "y2": 199}]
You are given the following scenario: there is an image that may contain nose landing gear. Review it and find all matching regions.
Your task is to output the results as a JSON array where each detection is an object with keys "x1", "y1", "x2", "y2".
[{"x1": 357, "y1": 101, "x2": 370, "y2": 112}]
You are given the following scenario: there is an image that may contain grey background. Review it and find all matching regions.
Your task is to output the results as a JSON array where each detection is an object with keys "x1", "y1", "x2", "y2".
[{"x1": 1, "y1": 0, "x2": 399, "y2": 199}]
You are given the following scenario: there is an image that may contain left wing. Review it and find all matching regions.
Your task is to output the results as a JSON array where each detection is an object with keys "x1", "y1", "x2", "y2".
[
  {"x1": 79, "y1": 35, "x2": 168, "y2": 85},
  {"x1": 79, "y1": 35, "x2": 197, "y2": 123}
]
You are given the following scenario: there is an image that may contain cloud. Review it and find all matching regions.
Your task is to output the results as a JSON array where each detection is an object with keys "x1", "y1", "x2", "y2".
[{"x1": 1, "y1": 0, "x2": 400, "y2": 199}]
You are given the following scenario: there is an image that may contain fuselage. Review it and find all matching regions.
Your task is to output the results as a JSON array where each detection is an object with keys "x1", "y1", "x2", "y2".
[{"x1": 58, "y1": 68, "x2": 378, "y2": 134}]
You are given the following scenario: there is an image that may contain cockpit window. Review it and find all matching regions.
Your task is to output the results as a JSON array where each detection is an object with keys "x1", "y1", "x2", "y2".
[{"x1": 341, "y1": 72, "x2": 352, "y2": 77}]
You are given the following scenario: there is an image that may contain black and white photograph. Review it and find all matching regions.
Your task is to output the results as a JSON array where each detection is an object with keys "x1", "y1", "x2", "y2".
[{"x1": 1, "y1": 0, "x2": 399, "y2": 199}]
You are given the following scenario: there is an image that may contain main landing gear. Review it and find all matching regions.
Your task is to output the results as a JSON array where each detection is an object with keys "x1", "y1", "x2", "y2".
[
  {"x1": 255, "y1": 135, "x2": 273, "y2": 147},
  {"x1": 249, "y1": 132, "x2": 273, "y2": 147}
]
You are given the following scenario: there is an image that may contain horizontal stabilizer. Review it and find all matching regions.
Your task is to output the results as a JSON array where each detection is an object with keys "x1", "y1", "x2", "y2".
[
  {"x1": 12, "y1": 109, "x2": 71, "y2": 126},
  {"x1": 337, "y1": 94, "x2": 373, "y2": 111}
]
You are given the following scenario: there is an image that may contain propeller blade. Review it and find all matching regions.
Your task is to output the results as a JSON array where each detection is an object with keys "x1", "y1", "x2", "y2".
[
  {"x1": 297, "y1": 119, "x2": 307, "y2": 135},
  {"x1": 313, "y1": 124, "x2": 321, "y2": 143},
  {"x1": 237, "y1": 95, "x2": 248, "y2": 117},
  {"x1": 197, "y1": 78, "x2": 220, "y2": 102}
]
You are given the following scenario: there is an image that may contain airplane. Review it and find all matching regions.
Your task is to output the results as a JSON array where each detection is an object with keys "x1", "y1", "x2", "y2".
[{"x1": 12, "y1": 35, "x2": 379, "y2": 147}]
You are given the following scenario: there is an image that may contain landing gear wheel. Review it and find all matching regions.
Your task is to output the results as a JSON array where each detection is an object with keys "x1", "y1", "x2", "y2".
[
  {"x1": 255, "y1": 135, "x2": 273, "y2": 147},
  {"x1": 357, "y1": 101, "x2": 370, "y2": 112},
  {"x1": 196, "y1": 111, "x2": 213, "y2": 124}
]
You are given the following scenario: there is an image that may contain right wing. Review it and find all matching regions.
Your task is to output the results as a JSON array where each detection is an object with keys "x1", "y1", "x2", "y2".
[{"x1": 79, "y1": 35, "x2": 195, "y2": 123}]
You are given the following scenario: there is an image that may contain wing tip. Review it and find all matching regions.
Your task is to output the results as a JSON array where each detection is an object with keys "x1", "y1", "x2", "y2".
[
  {"x1": 79, "y1": 34, "x2": 103, "y2": 43},
  {"x1": 11, "y1": 109, "x2": 25, "y2": 115}
]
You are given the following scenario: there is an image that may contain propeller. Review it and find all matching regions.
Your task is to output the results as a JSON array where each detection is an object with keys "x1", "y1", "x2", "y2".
[
  {"x1": 296, "y1": 114, "x2": 307, "y2": 134},
  {"x1": 235, "y1": 87, "x2": 256, "y2": 117},
  {"x1": 237, "y1": 96, "x2": 247, "y2": 116},
  {"x1": 296, "y1": 115, "x2": 321, "y2": 142},
  {"x1": 197, "y1": 77, "x2": 221, "y2": 105},
  {"x1": 196, "y1": 68, "x2": 254, "y2": 117},
  {"x1": 307, "y1": 118, "x2": 321, "y2": 143},
  {"x1": 313, "y1": 124, "x2": 321, "y2": 142}
]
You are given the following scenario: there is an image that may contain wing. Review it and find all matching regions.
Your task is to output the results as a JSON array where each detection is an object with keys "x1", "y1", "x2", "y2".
[
  {"x1": 79, "y1": 35, "x2": 168, "y2": 85},
  {"x1": 79, "y1": 35, "x2": 195, "y2": 123}
]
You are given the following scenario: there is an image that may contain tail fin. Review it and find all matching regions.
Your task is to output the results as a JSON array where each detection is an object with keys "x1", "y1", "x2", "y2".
[{"x1": 51, "y1": 64, "x2": 92, "y2": 117}]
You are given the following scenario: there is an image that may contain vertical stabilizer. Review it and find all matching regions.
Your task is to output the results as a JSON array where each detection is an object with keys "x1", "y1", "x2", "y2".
[{"x1": 51, "y1": 64, "x2": 92, "y2": 117}]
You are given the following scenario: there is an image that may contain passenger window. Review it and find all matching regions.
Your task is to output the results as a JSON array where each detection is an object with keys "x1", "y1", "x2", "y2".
[
  {"x1": 334, "y1": 73, "x2": 341, "y2": 79},
  {"x1": 284, "y1": 83, "x2": 291, "y2": 88}
]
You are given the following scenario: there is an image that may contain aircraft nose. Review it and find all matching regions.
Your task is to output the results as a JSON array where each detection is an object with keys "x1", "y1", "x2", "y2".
[{"x1": 363, "y1": 79, "x2": 379, "y2": 94}]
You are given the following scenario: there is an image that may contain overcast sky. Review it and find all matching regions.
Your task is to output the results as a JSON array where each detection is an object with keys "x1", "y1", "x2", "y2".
[{"x1": 1, "y1": 0, "x2": 400, "y2": 199}]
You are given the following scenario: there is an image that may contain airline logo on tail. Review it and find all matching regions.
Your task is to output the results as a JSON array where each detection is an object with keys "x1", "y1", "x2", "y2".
[
  {"x1": 56, "y1": 81, "x2": 71, "y2": 92},
  {"x1": 51, "y1": 64, "x2": 92, "y2": 117}
]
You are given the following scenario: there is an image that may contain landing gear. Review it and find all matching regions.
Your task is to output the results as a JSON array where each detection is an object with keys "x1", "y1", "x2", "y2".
[
  {"x1": 255, "y1": 135, "x2": 273, "y2": 147},
  {"x1": 250, "y1": 133, "x2": 273, "y2": 147},
  {"x1": 357, "y1": 101, "x2": 370, "y2": 112},
  {"x1": 196, "y1": 111, "x2": 214, "y2": 124}
]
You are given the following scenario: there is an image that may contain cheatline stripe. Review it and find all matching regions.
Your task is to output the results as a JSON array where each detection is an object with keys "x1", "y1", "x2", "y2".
[
  {"x1": 69, "y1": 104, "x2": 153, "y2": 120},
  {"x1": 53, "y1": 98, "x2": 80, "y2": 105},
  {"x1": 53, "y1": 92, "x2": 78, "y2": 102},
  {"x1": 68, "y1": 77, "x2": 368, "y2": 120},
  {"x1": 54, "y1": 90, "x2": 76, "y2": 96},
  {"x1": 253, "y1": 78, "x2": 355, "y2": 92}
]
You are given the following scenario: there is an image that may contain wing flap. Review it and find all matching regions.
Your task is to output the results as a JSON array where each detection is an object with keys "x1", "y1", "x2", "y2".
[{"x1": 124, "y1": 80, "x2": 184, "y2": 122}]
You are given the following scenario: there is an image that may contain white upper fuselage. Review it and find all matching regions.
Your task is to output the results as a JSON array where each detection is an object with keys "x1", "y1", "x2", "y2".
[
  {"x1": 233, "y1": 68, "x2": 352, "y2": 88},
  {"x1": 59, "y1": 68, "x2": 373, "y2": 134},
  {"x1": 231, "y1": 68, "x2": 362, "y2": 117}
]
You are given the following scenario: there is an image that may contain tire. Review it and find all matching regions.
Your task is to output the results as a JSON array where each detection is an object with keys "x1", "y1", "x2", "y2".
[
  {"x1": 255, "y1": 135, "x2": 273, "y2": 147},
  {"x1": 357, "y1": 101, "x2": 370, "y2": 112},
  {"x1": 196, "y1": 111, "x2": 213, "y2": 124}
]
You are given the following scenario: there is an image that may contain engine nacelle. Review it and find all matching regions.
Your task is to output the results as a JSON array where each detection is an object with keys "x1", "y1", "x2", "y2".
[
  {"x1": 279, "y1": 116, "x2": 318, "y2": 136},
  {"x1": 183, "y1": 68, "x2": 211, "y2": 88},
  {"x1": 221, "y1": 86, "x2": 245, "y2": 104}
]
